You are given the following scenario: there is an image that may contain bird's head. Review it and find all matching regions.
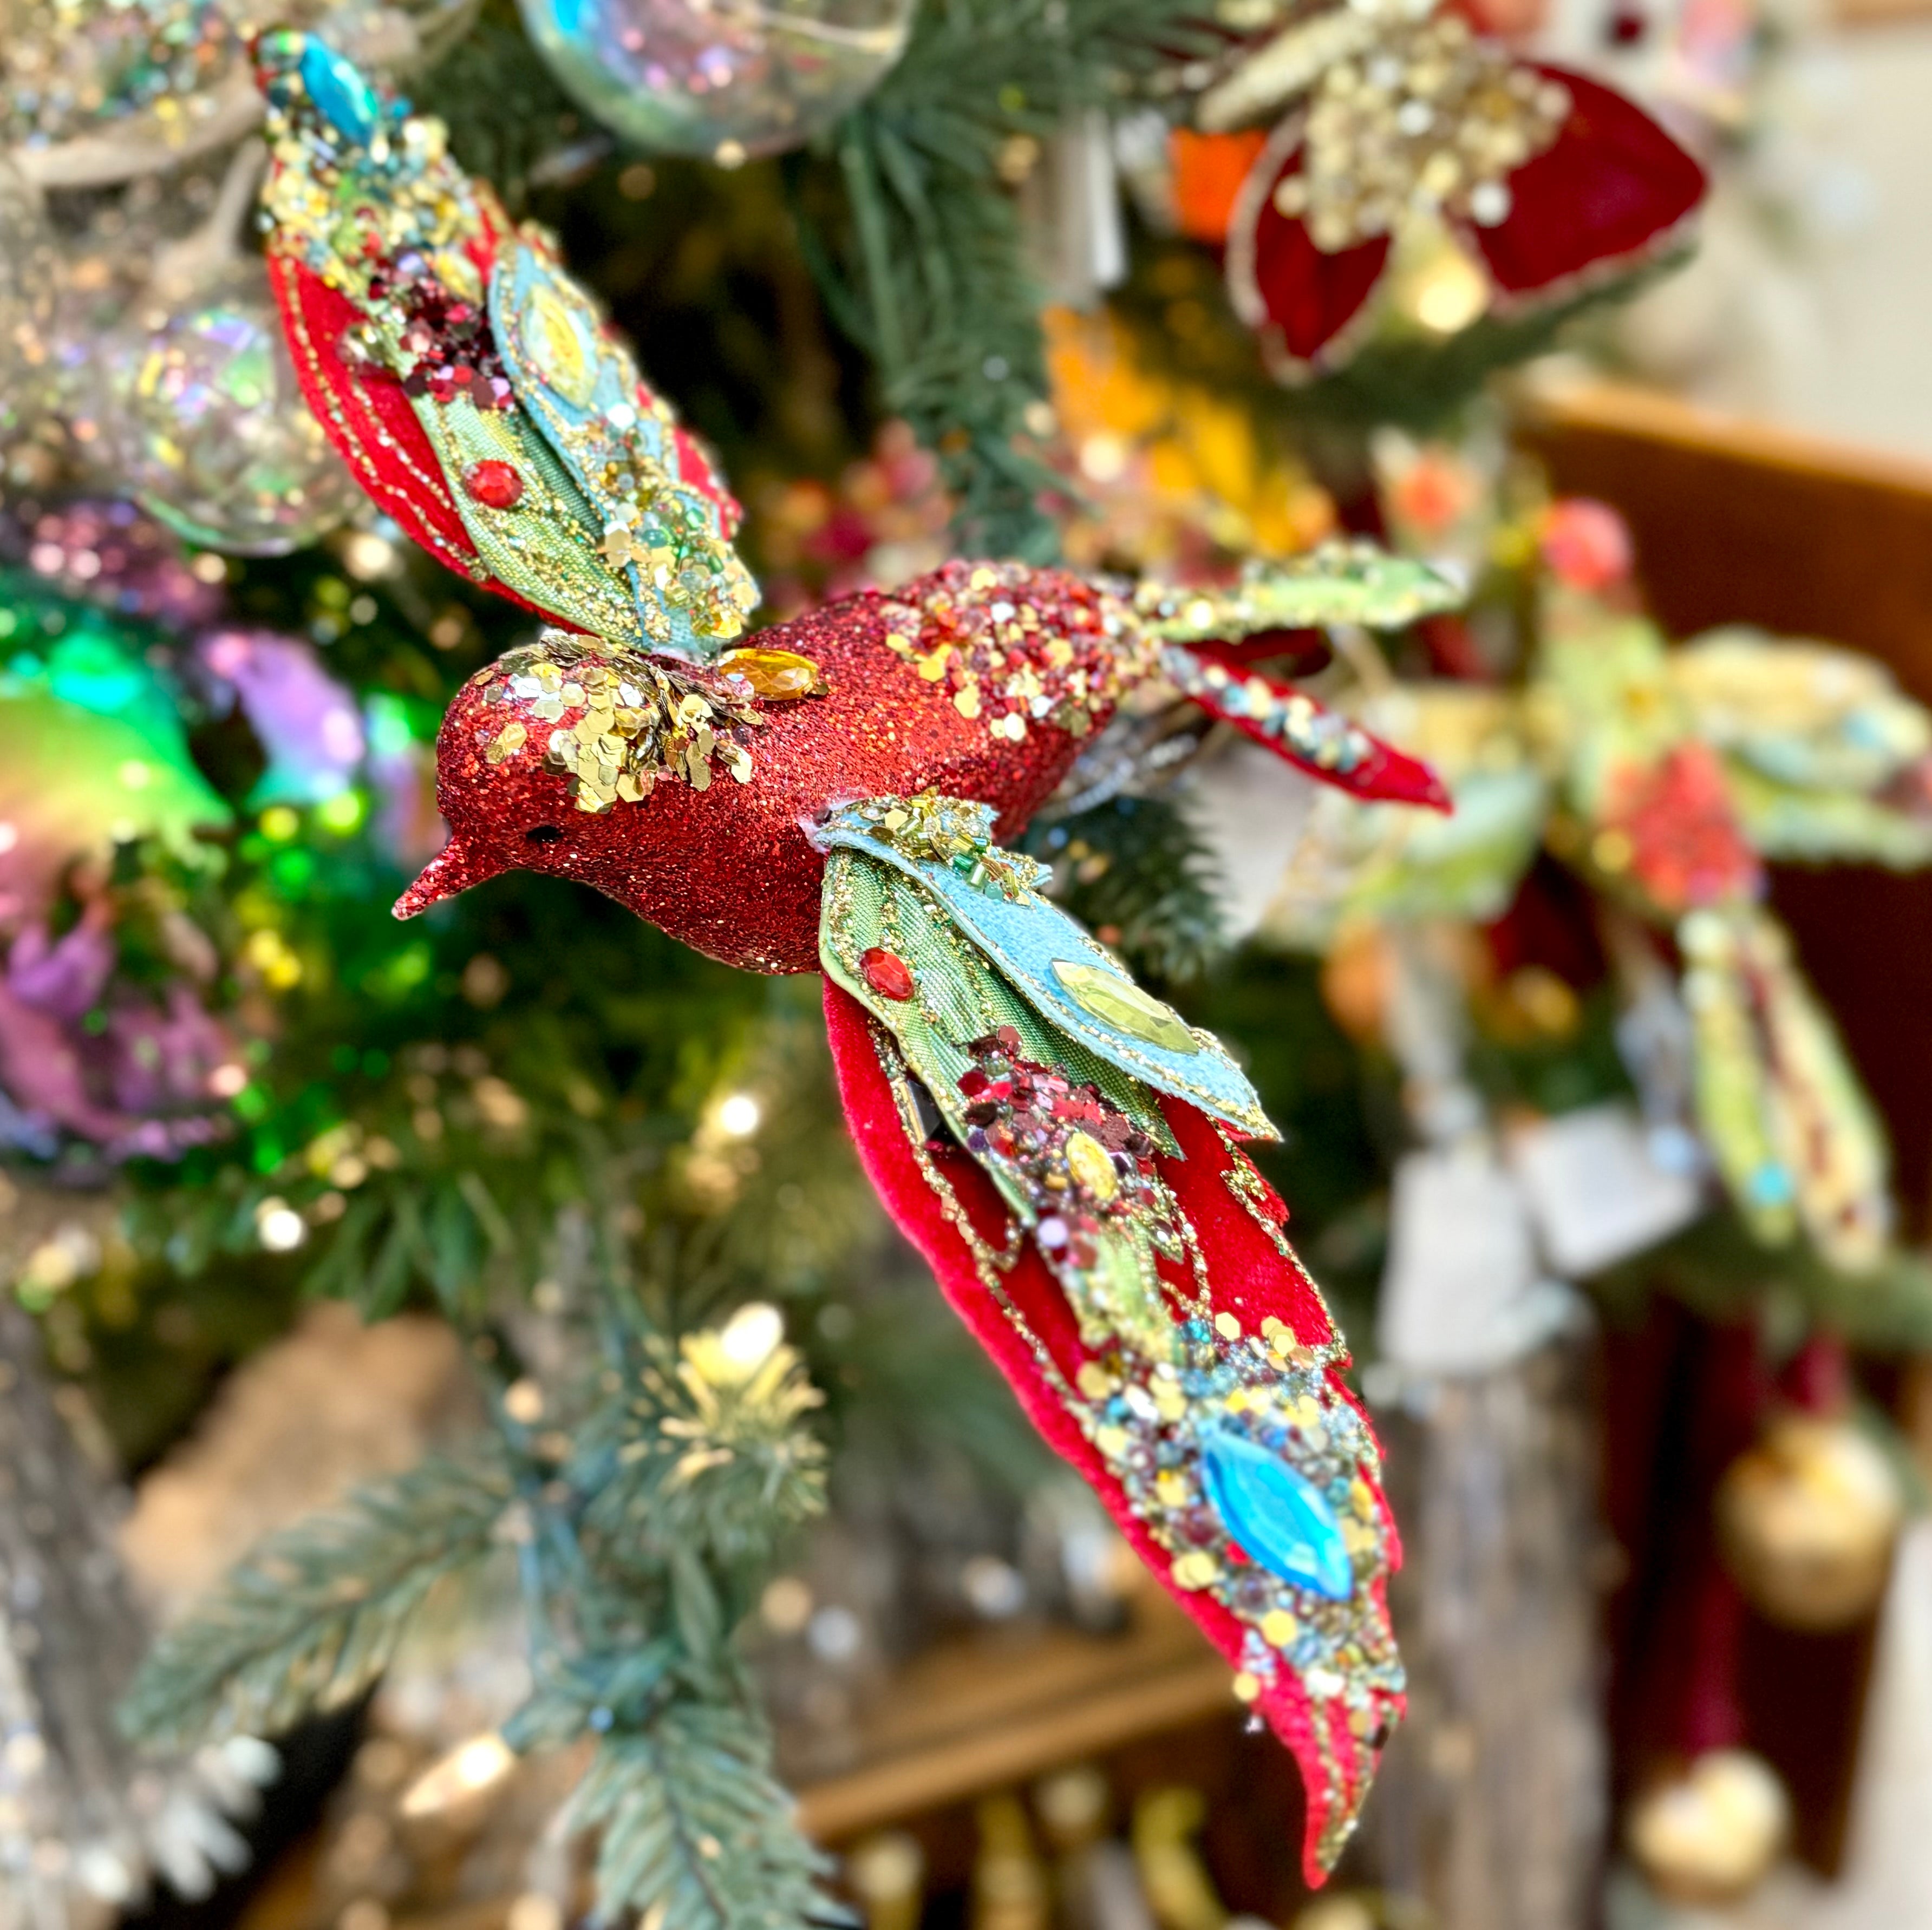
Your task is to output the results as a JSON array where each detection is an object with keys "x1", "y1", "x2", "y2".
[{"x1": 395, "y1": 630, "x2": 768, "y2": 919}]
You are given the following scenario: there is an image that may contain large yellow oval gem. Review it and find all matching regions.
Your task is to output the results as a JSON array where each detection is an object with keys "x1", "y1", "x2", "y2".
[
  {"x1": 1051, "y1": 960, "x2": 1200, "y2": 1055},
  {"x1": 1063, "y1": 1130, "x2": 1119, "y2": 1203},
  {"x1": 525, "y1": 284, "x2": 596, "y2": 407},
  {"x1": 717, "y1": 647, "x2": 827, "y2": 700}
]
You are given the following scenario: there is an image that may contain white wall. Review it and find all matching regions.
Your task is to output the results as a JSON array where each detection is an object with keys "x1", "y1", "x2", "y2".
[{"x1": 1633, "y1": 19, "x2": 1932, "y2": 461}]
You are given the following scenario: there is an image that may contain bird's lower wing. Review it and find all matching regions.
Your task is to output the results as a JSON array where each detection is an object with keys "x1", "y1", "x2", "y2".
[
  {"x1": 1163, "y1": 644, "x2": 1451, "y2": 809},
  {"x1": 1681, "y1": 903, "x2": 1892, "y2": 1273},
  {"x1": 815, "y1": 796, "x2": 1403, "y2": 1883},
  {"x1": 1135, "y1": 547, "x2": 1461, "y2": 809}
]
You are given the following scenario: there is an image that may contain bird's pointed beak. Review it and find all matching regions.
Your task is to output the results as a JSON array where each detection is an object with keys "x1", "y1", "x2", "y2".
[{"x1": 393, "y1": 834, "x2": 508, "y2": 919}]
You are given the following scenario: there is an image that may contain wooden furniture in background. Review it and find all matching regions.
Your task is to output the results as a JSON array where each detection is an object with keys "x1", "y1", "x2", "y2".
[
  {"x1": 792, "y1": 1591, "x2": 1235, "y2": 1843},
  {"x1": 1835, "y1": 0, "x2": 1932, "y2": 27}
]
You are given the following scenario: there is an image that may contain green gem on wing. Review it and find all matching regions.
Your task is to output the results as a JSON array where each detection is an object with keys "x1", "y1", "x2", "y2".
[{"x1": 1050, "y1": 960, "x2": 1200, "y2": 1055}]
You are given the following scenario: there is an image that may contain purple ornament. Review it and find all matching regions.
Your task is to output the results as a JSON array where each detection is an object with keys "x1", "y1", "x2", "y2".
[
  {"x1": 0, "y1": 913, "x2": 238, "y2": 1161},
  {"x1": 12, "y1": 500, "x2": 225, "y2": 632},
  {"x1": 199, "y1": 628, "x2": 365, "y2": 802},
  {"x1": 7, "y1": 915, "x2": 114, "y2": 1023}
]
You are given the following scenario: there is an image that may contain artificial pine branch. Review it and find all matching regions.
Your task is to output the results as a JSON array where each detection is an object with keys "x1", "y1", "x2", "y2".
[
  {"x1": 801, "y1": 0, "x2": 1216, "y2": 556},
  {"x1": 587, "y1": 1326, "x2": 830, "y2": 1572},
  {"x1": 121, "y1": 1443, "x2": 514, "y2": 1752},
  {"x1": 122, "y1": 1272, "x2": 840, "y2": 1930},
  {"x1": 571, "y1": 1704, "x2": 843, "y2": 1930}
]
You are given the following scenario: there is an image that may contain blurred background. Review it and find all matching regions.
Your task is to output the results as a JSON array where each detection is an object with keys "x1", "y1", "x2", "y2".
[{"x1": 5, "y1": 3, "x2": 1932, "y2": 1930}]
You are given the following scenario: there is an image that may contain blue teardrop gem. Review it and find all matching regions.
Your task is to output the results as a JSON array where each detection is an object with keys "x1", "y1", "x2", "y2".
[
  {"x1": 1199, "y1": 1429, "x2": 1354, "y2": 1601},
  {"x1": 300, "y1": 37, "x2": 382, "y2": 143}
]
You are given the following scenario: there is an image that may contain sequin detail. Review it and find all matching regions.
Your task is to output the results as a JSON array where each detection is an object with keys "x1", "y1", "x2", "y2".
[
  {"x1": 1132, "y1": 540, "x2": 1462, "y2": 639},
  {"x1": 1161, "y1": 647, "x2": 1376, "y2": 776},
  {"x1": 467, "y1": 628, "x2": 762, "y2": 809},
  {"x1": 876, "y1": 561, "x2": 1151, "y2": 742},
  {"x1": 491, "y1": 244, "x2": 758, "y2": 651},
  {"x1": 1266, "y1": 11, "x2": 1569, "y2": 252},
  {"x1": 824, "y1": 791, "x2": 1050, "y2": 901}
]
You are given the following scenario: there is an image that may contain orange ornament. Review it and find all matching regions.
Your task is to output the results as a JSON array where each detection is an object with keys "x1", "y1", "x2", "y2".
[{"x1": 1170, "y1": 128, "x2": 1269, "y2": 245}]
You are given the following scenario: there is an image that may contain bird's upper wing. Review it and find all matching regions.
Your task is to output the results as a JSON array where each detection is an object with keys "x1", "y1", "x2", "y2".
[
  {"x1": 1135, "y1": 544, "x2": 1464, "y2": 808},
  {"x1": 252, "y1": 32, "x2": 756, "y2": 660},
  {"x1": 1670, "y1": 629, "x2": 1932, "y2": 868},
  {"x1": 815, "y1": 793, "x2": 1402, "y2": 1885}
]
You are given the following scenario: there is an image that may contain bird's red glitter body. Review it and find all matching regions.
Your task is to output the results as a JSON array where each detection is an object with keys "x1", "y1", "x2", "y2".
[{"x1": 412, "y1": 565, "x2": 1130, "y2": 971}]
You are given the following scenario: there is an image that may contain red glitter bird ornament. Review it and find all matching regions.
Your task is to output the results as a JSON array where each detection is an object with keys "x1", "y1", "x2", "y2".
[
  {"x1": 1204, "y1": 0, "x2": 1708, "y2": 376},
  {"x1": 253, "y1": 33, "x2": 1465, "y2": 1877}
]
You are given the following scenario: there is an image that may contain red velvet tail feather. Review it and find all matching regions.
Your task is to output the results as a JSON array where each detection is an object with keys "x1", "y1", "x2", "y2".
[{"x1": 823, "y1": 979, "x2": 1404, "y2": 1885}]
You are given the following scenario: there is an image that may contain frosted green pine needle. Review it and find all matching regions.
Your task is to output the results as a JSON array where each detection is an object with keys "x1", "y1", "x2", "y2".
[
  {"x1": 571, "y1": 1704, "x2": 845, "y2": 1930},
  {"x1": 120, "y1": 1444, "x2": 513, "y2": 1752}
]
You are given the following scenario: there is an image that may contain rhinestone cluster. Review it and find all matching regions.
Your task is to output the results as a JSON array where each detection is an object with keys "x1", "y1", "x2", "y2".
[
  {"x1": 904, "y1": 1053, "x2": 1404, "y2": 1858},
  {"x1": 954, "y1": 1029, "x2": 1173, "y2": 1273},
  {"x1": 466, "y1": 631, "x2": 763, "y2": 809},
  {"x1": 258, "y1": 34, "x2": 483, "y2": 319},
  {"x1": 1080, "y1": 1291, "x2": 1402, "y2": 1813},
  {"x1": 1277, "y1": 11, "x2": 1570, "y2": 252},
  {"x1": 1160, "y1": 646, "x2": 1374, "y2": 775},
  {"x1": 876, "y1": 561, "x2": 1151, "y2": 743}
]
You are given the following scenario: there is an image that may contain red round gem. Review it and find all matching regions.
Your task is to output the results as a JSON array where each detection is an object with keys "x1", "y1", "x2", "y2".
[
  {"x1": 860, "y1": 947, "x2": 915, "y2": 1000},
  {"x1": 464, "y1": 460, "x2": 525, "y2": 509}
]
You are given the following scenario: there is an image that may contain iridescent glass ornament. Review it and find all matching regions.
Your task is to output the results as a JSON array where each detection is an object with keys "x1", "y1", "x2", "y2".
[{"x1": 517, "y1": 0, "x2": 915, "y2": 161}]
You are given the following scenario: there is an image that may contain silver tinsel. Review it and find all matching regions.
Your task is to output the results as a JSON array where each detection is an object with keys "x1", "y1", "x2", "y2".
[{"x1": 0, "y1": 1270, "x2": 272, "y2": 1930}]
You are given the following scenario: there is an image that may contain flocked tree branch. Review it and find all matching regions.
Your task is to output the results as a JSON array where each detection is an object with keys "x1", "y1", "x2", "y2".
[
  {"x1": 572, "y1": 1704, "x2": 843, "y2": 1930},
  {"x1": 121, "y1": 1442, "x2": 514, "y2": 1752}
]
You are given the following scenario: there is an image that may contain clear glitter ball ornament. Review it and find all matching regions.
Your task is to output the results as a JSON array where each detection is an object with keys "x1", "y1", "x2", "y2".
[
  {"x1": 0, "y1": 160, "x2": 61, "y2": 446},
  {"x1": 0, "y1": 0, "x2": 238, "y2": 150},
  {"x1": 517, "y1": 0, "x2": 915, "y2": 161},
  {"x1": 99, "y1": 262, "x2": 358, "y2": 556}
]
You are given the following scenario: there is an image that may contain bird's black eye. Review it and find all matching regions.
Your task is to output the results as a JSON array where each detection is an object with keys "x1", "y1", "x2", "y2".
[{"x1": 525, "y1": 825, "x2": 564, "y2": 845}]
